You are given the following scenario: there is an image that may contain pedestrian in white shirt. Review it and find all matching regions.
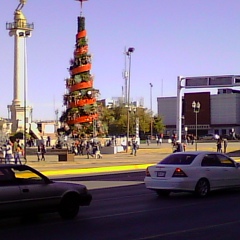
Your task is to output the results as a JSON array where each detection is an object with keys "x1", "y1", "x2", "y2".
[{"x1": 5, "y1": 141, "x2": 13, "y2": 164}]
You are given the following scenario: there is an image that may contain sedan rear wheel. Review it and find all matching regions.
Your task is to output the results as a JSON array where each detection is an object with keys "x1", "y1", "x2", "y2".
[
  {"x1": 195, "y1": 179, "x2": 210, "y2": 197},
  {"x1": 156, "y1": 190, "x2": 171, "y2": 197}
]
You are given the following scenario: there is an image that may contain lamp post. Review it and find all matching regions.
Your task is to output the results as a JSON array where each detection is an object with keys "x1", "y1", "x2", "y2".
[
  {"x1": 192, "y1": 101, "x2": 201, "y2": 151},
  {"x1": 129, "y1": 105, "x2": 137, "y2": 135},
  {"x1": 150, "y1": 83, "x2": 153, "y2": 139},
  {"x1": 126, "y1": 47, "x2": 135, "y2": 152}
]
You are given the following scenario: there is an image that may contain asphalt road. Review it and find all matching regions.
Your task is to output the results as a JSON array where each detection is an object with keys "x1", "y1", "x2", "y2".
[{"x1": 1, "y1": 172, "x2": 240, "y2": 239}]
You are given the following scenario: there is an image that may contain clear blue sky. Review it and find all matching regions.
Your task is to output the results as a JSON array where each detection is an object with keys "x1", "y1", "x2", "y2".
[{"x1": 1, "y1": 0, "x2": 240, "y2": 120}]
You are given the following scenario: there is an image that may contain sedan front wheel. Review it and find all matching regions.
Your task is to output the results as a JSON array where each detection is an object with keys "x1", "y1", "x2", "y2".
[{"x1": 59, "y1": 195, "x2": 80, "y2": 219}]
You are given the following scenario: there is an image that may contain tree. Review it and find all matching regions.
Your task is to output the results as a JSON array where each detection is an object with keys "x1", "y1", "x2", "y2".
[
  {"x1": 138, "y1": 108, "x2": 151, "y2": 136},
  {"x1": 99, "y1": 107, "x2": 115, "y2": 135},
  {"x1": 153, "y1": 115, "x2": 165, "y2": 135},
  {"x1": 100, "y1": 104, "x2": 154, "y2": 138}
]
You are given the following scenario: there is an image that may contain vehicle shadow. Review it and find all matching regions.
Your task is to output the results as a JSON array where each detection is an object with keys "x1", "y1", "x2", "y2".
[
  {"x1": 153, "y1": 187, "x2": 240, "y2": 200},
  {"x1": 227, "y1": 150, "x2": 240, "y2": 157}
]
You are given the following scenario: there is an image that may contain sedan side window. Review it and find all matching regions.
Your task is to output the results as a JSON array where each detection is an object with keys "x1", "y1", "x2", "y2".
[
  {"x1": 201, "y1": 155, "x2": 221, "y2": 167},
  {"x1": 0, "y1": 168, "x2": 16, "y2": 184},
  {"x1": 12, "y1": 169, "x2": 45, "y2": 184},
  {"x1": 217, "y1": 154, "x2": 235, "y2": 167}
]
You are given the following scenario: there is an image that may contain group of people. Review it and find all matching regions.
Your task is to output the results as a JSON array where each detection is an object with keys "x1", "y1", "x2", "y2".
[
  {"x1": 69, "y1": 139, "x2": 103, "y2": 159},
  {"x1": 0, "y1": 139, "x2": 23, "y2": 164},
  {"x1": 171, "y1": 136, "x2": 228, "y2": 153},
  {"x1": 183, "y1": 134, "x2": 196, "y2": 145}
]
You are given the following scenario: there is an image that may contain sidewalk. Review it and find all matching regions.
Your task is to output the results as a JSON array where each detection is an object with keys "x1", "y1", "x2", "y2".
[{"x1": 24, "y1": 142, "x2": 240, "y2": 178}]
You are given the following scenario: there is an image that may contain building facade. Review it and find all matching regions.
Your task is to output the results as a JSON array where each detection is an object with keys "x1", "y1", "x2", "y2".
[{"x1": 157, "y1": 89, "x2": 240, "y2": 137}]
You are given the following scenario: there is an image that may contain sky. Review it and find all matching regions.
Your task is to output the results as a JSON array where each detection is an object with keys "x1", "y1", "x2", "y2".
[{"x1": 1, "y1": 0, "x2": 240, "y2": 121}]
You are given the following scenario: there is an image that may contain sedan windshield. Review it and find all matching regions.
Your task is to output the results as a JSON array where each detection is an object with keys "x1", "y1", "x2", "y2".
[
  {"x1": 160, "y1": 154, "x2": 197, "y2": 165},
  {"x1": 0, "y1": 166, "x2": 46, "y2": 185}
]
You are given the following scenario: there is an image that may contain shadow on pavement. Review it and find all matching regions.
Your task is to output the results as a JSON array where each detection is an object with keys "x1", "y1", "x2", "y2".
[{"x1": 227, "y1": 150, "x2": 240, "y2": 157}]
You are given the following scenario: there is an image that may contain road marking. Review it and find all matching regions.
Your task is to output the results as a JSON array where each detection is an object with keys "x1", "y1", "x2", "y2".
[{"x1": 136, "y1": 219, "x2": 240, "y2": 239}]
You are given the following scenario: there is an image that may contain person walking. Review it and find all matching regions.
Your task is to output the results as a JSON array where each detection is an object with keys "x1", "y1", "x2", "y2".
[
  {"x1": 46, "y1": 136, "x2": 51, "y2": 147},
  {"x1": 216, "y1": 138, "x2": 222, "y2": 153},
  {"x1": 5, "y1": 140, "x2": 13, "y2": 164},
  {"x1": 146, "y1": 136, "x2": 150, "y2": 146},
  {"x1": 95, "y1": 142, "x2": 103, "y2": 159},
  {"x1": 40, "y1": 143, "x2": 46, "y2": 161},
  {"x1": 86, "y1": 141, "x2": 94, "y2": 159},
  {"x1": 131, "y1": 136, "x2": 138, "y2": 156},
  {"x1": 13, "y1": 139, "x2": 22, "y2": 164},
  {"x1": 79, "y1": 139, "x2": 85, "y2": 155},
  {"x1": 37, "y1": 145, "x2": 41, "y2": 161}
]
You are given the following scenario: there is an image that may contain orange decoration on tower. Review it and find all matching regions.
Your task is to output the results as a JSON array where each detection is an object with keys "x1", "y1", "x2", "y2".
[{"x1": 61, "y1": 0, "x2": 99, "y2": 129}]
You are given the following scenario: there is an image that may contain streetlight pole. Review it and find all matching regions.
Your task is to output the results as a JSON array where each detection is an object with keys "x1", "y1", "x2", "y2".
[
  {"x1": 23, "y1": 34, "x2": 27, "y2": 159},
  {"x1": 150, "y1": 83, "x2": 153, "y2": 139},
  {"x1": 184, "y1": 126, "x2": 188, "y2": 144},
  {"x1": 192, "y1": 101, "x2": 201, "y2": 151},
  {"x1": 126, "y1": 47, "x2": 135, "y2": 152}
]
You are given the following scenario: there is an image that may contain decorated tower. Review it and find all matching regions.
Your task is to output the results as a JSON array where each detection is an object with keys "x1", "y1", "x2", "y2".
[{"x1": 61, "y1": 0, "x2": 99, "y2": 135}]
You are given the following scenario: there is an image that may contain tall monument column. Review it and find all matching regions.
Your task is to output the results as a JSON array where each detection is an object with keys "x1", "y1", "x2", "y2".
[{"x1": 6, "y1": 0, "x2": 34, "y2": 133}]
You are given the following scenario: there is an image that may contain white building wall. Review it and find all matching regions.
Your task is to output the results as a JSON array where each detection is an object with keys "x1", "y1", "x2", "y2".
[
  {"x1": 211, "y1": 94, "x2": 240, "y2": 124},
  {"x1": 157, "y1": 97, "x2": 176, "y2": 125},
  {"x1": 157, "y1": 93, "x2": 240, "y2": 135}
]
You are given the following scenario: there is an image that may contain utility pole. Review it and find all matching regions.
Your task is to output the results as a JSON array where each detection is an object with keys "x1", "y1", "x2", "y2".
[{"x1": 150, "y1": 83, "x2": 153, "y2": 139}]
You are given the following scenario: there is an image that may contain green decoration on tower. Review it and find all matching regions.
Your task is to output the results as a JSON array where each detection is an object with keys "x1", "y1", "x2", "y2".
[{"x1": 60, "y1": 0, "x2": 99, "y2": 136}]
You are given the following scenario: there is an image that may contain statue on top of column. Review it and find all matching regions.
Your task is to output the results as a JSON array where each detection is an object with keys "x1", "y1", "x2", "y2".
[{"x1": 16, "y1": 0, "x2": 27, "y2": 11}]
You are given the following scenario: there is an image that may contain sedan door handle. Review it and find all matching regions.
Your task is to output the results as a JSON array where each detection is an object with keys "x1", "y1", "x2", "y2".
[{"x1": 22, "y1": 188, "x2": 29, "y2": 193}]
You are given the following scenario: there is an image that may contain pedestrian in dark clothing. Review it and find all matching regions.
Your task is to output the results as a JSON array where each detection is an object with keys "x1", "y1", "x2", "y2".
[
  {"x1": 40, "y1": 144, "x2": 46, "y2": 161},
  {"x1": 92, "y1": 142, "x2": 97, "y2": 156},
  {"x1": 37, "y1": 145, "x2": 41, "y2": 161},
  {"x1": 79, "y1": 140, "x2": 85, "y2": 155},
  {"x1": 173, "y1": 141, "x2": 184, "y2": 153},
  {"x1": 46, "y1": 136, "x2": 51, "y2": 147},
  {"x1": 216, "y1": 138, "x2": 222, "y2": 153},
  {"x1": 131, "y1": 137, "x2": 138, "y2": 156},
  {"x1": 86, "y1": 141, "x2": 94, "y2": 159},
  {"x1": 146, "y1": 136, "x2": 150, "y2": 146}
]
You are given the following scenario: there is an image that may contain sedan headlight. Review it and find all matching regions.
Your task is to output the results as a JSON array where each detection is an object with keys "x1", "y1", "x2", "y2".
[{"x1": 146, "y1": 167, "x2": 150, "y2": 177}]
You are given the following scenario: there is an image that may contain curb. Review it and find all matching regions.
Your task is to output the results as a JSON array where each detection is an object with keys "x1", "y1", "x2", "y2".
[{"x1": 41, "y1": 163, "x2": 153, "y2": 177}]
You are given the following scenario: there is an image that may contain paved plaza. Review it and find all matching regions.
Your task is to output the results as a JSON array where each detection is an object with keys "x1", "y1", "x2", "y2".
[{"x1": 23, "y1": 142, "x2": 240, "y2": 178}]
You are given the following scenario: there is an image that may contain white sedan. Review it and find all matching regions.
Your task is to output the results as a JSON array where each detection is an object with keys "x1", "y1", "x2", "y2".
[{"x1": 144, "y1": 151, "x2": 240, "y2": 197}]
